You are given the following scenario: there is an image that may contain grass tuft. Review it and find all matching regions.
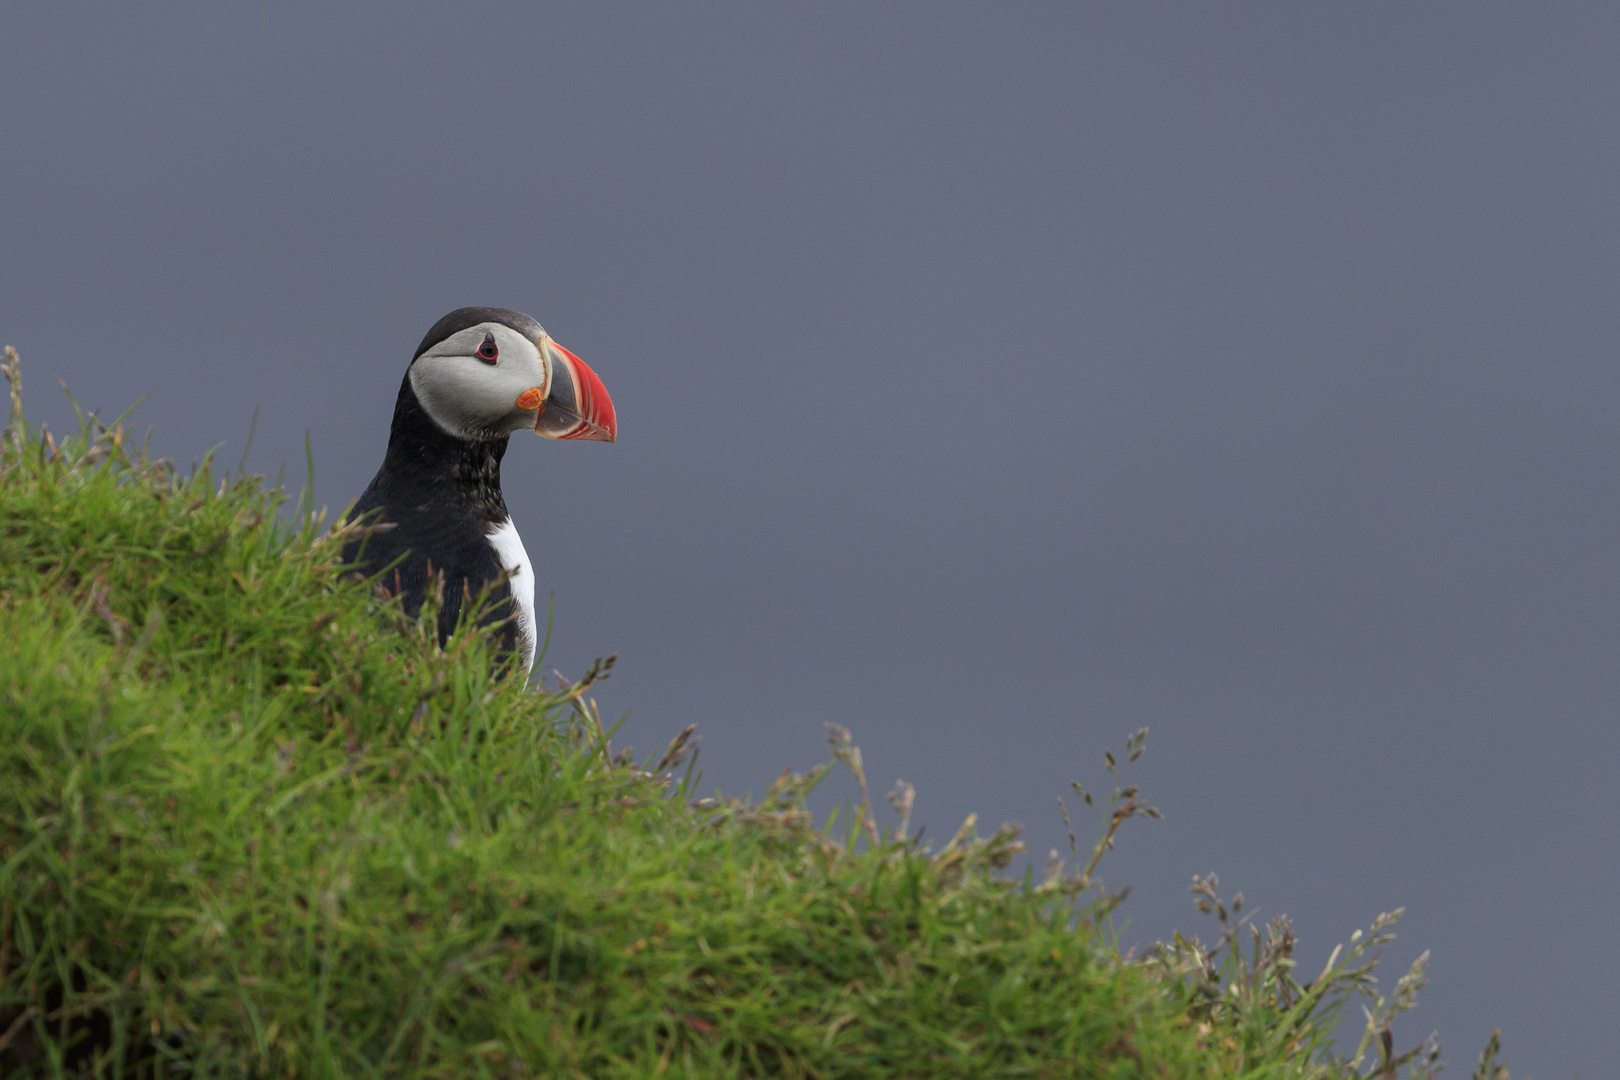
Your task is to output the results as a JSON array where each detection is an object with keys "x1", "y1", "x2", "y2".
[{"x1": 0, "y1": 347, "x2": 1501, "y2": 1078}]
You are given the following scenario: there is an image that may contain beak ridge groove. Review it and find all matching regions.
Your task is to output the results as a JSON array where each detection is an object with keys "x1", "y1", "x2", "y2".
[{"x1": 536, "y1": 339, "x2": 616, "y2": 442}]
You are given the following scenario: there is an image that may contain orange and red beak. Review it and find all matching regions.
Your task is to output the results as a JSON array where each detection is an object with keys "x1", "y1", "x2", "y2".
[{"x1": 534, "y1": 338, "x2": 616, "y2": 442}]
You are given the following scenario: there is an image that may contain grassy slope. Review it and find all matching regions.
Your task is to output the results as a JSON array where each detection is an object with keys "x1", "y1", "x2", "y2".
[{"x1": 0, "y1": 351, "x2": 1488, "y2": 1079}]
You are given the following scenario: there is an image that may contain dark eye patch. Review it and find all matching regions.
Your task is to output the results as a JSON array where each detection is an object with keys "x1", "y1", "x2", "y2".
[{"x1": 476, "y1": 333, "x2": 499, "y2": 363}]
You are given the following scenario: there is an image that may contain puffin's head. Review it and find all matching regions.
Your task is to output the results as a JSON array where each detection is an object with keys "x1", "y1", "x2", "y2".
[{"x1": 407, "y1": 306, "x2": 616, "y2": 443}]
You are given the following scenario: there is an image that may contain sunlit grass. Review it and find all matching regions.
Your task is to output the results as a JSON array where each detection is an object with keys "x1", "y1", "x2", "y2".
[{"x1": 0, "y1": 346, "x2": 1497, "y2": 1078}]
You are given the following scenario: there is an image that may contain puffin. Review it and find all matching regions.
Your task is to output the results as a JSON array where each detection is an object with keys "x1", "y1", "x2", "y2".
[{"x1": 343, "y1": 306, "x2": 616, "y2": 676}]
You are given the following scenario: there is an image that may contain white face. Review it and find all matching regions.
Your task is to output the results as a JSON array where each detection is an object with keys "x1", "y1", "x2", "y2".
[{"x1": 409, "y1": 321, "x2": 550, "y2": 440}]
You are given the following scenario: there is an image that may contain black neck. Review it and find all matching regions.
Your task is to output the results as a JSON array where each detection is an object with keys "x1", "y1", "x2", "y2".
[{"x1": 379, "y1": 374, "x2": 510, "y2": 523}]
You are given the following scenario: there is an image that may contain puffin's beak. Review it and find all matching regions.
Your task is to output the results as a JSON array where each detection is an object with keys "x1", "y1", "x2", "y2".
[{"x1": 535, "y1": 338, "x2": 617, "y2": 442}]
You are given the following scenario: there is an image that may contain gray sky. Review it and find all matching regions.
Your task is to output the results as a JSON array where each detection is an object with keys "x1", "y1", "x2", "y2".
[{"x1": 4, "y1": 4, "x2": 1615, "y2": 1074}]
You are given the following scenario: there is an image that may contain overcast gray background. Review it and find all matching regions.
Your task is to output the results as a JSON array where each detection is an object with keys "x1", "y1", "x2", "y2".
[{"x1": 3, "y1": 4, "x2": 1615, "y2": 1074}]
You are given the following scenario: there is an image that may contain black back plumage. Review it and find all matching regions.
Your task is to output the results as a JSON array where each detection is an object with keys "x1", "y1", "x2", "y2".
[{"x1": 343, "y1": 367, "x2": 520, "y2": 656}]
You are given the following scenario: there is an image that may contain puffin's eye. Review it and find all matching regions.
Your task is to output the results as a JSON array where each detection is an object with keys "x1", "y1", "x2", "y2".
[{"x1": 475, "y1": 333, "x2": 499, "y2": 363}]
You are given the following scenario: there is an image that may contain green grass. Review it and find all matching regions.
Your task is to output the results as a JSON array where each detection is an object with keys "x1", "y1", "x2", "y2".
[{"x1": 0, "y1": 346, "x2": 1495, "y2": 1078}]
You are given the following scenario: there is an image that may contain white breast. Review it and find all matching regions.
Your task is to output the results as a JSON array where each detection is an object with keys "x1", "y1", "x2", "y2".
[{"x1": 485, "y1": 518, "x2": 537, "y2": 676}]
